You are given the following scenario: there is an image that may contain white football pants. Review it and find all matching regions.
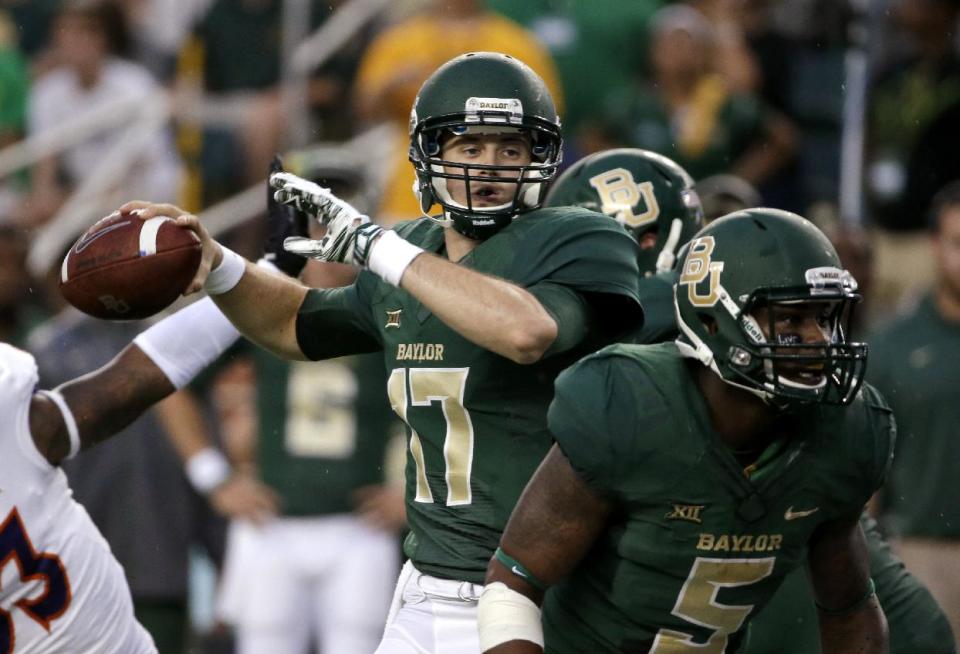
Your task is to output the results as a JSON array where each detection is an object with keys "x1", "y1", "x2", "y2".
[
  {"x1": 217, "y1": 514, "x2": 399, "y2": 654},
  {"x1": 374, "y1": 560, "x2": 484, "y2": 654}
]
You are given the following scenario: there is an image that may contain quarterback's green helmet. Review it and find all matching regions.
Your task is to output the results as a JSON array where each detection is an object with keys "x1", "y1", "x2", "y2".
[
  {"x1": 674, "y1": 208, "x2": 866, "y2": 406},
  {"x1": 409, "y1": 52, "x2": 563, "y2": 240},
  {"x1": 544, "y1": 148, "x2": 703, "y2": 276}
]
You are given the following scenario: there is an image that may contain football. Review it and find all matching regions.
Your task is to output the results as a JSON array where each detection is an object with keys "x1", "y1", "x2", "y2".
[{"x1": 60, "y1": 210, "x2": 202, "y2": 320}]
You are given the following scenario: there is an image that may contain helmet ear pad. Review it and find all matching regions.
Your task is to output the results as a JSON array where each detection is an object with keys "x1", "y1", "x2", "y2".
[{"x1": 414, "y1": 167, "x2": 437, "y2": 215}]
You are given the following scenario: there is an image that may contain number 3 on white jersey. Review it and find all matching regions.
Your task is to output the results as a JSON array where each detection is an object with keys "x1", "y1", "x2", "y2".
[{"x1": 388, "y1": 368, "x2": 474, "y2": 506}]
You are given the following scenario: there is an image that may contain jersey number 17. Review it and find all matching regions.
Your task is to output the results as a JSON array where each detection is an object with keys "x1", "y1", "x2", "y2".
[{"x1": 388, "y1": 367, "x2": 474, "y2": 506}]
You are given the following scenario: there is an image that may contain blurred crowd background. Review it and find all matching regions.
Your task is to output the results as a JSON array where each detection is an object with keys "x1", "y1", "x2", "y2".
[{"x1": 2, "y1": 0, "x2": 959, "y2": 652}]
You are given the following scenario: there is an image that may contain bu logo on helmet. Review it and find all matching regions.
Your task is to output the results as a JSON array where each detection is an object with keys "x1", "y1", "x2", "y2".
[
  {"x1": 587, "y1": 168, "x2": 660, "y2": 229},
  {"x1": 679, "y1": 236, "x2": 724, "y2": 307}
]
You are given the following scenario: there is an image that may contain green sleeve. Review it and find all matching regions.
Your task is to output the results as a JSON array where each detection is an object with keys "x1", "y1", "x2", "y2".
[
  {"x1": 629, "y1": 272, "x2": 679, "y2": 345},
  {"x1": 548, "y1": 353, "x2": 647, "y2": 496},
  {"x1": 861, "y1": 384, "x2": 897, "y2": 496},
  {"x1": 517, "y1": 210, "x2": 643, "y2": 336},
  {"x1": 863, "y1": 515, "x2": 957, "y2": 654},
  {"x1": 295, "y1": 274, "x2": 382, "y2": 360},
  {"x1": 528, "y1": 281, "x2": 595, "y2": 357}
]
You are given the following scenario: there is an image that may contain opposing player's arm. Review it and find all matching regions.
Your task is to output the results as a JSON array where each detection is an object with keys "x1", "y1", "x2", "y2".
[
  {"x1": 29, "y1": 343, "x2": 176, "y2": 464},
  {"x1": 808, "y1": 513, "x2": 889, "y2": 654},
  {"x1": 479, "y1": 444, "x2": 613, "y2": 653},
  {"x1": 29, "y1": 297, "x2": 243, "y2": 466}
]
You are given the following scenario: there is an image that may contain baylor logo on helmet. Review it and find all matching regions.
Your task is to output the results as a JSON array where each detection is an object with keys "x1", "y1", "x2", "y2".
[
  {"x1": 679, "y1": 236, "x2": 724, "y2": 307},
  {"x1": 464, "y1": 97, "x2": 523, "y2": 122},
  {"x1": 588, "y1": 168, "x2": 660, "y2": 228}
]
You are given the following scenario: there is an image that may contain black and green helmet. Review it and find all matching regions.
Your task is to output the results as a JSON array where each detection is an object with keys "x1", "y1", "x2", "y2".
[
  {"x1": 545, "y1": 148, "x2": 703, "y2": 276},
  {"x1": 674, "y1": 208, "x2": 867, "y2": 406},
  {"x1": 409, "y1": 52, "x2": 563, "y2": 240}
]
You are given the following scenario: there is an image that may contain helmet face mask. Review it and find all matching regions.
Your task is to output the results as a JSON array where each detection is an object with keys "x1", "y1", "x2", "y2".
[
  {"x1": 409, "y1": 53, "x2": 563, "y2": 240},
  {"x1": 675, "y1": 209, "x2": 868, "y2": 408},
  {"x1": 725, "y1": 290, "x2": 866, "y2": 406},
  {"x1": 544, "y1": 148, "x2": 703, "y2": 275}
]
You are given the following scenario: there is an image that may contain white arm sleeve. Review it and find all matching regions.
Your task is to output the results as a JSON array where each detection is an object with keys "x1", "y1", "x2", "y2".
[{"x1": 133, "y1": 297, "x2": 241, "y2": 389}]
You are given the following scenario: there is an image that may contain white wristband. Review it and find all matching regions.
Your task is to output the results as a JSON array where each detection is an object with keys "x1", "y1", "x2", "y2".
[
  {"x1": 37, "y1": 390, "x2": 81, "y2": 460},
  {"x1": 205, "y1": 246, "x2": 247, "y2": 295},
  {"x1": 367, "y1": 230, "x2": 424, "y2": 286},
  {"x1": 133, "y1": 297, "x2": 241, "y2": 389},
  {"x1": 185, "y1": 447, "x2": 231, "y2": 494},
  {"x1": 477, "y1": 582, "x2": 544, "y2": 651}
]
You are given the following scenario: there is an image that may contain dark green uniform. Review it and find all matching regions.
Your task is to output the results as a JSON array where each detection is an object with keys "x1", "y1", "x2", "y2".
[
  {"x1": 869, "y1": 294, "x2": 960, "y2": 539},
  {"x1": 543, "y1": 343, "x2": 894, "y2": 653},
  {"x1": 745, "y1": 515, "x2": 956, "y2": 654},
  {"x1": 296, "y1": 209, "x2": 641, "y2": 583},
  {"x1": 628, "y1": 275, "x2": 954, "y2": 653},
  {"x1": 599, "y1": 85, "x2": 770, "y2": 182},
  {"x1": 252, "y1": 348, "x2": 397, "y2": 516},
  {"x1": 629, "y1": 271, "x2": 680, "y2": 345}
]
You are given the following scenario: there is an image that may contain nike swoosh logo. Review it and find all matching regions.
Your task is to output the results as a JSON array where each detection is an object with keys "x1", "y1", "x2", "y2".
[
  {"x1": 74, "y1": 219, "x2": 131, "y2": 254},
  {"x1": 511, "y1": 565, "x2": 529, "y2": 579},
  {"x1": 784, "y1": 506, "x2": 819, "y2": 520}
]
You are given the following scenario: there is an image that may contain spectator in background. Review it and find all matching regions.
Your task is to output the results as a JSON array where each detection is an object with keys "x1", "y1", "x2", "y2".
[
  {"x1": 352, "y1": 0, "x2": 563, "y2": 225},
  {"x1": 870, "y1": 181, "x2": 960, "y2": 649},
  {"x1": 865, "y1": 0, "x2": 960, "y2": 315},
  {"x1": 185, "y1": 0, "x2": 363, "y2": 205},
  {"x1": 0, "y1": 11, "x2": 26, "y2": 149},
  {"x1": 0, "y1": 0, "x2": 61, "y2": 62},
  {"x1": 694, "y1": 172, "x2": 761, "y2": 222},
  {"x1": 21, "y1": 0, "x2": 182, "y2": 227},
  {"x1": 0, "y1": 225, "x2": 45, "y2": 346},
  {"x1": 586, "y1": 3, "x2": 795, "y2": 196},
  {"x1": 0, "y1": 11, "x2": 31, "y2": 218},
  {"x1": 483, "y1": 0, "x2": 663, "y2": 151},
  {"x1": 867, "y1": 0, "x2": 960, "y2": 232},
  {"x1": 689, "y1": 0, "x2": 762, "y2": 94}
]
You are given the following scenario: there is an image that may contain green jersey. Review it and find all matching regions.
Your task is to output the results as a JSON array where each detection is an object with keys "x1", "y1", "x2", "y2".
[
  {"x1": 296, "y1": 208, "x2": 642, "y2": 582},
  {"x1": 627, "y1": 277, "x2": 953, "y2": 653},
  {"x1": 628, "y1": 271, "x2": 679, "y2": 345},
  {"x1": 253, "y1": 348, "x2": 398, "y2": 516},
  {"x1": 543, "y1": 343, "x2": 894, "y2": 653},
  {"x1": 744, "y1": 515, "x2": 955, "y2": 654}
]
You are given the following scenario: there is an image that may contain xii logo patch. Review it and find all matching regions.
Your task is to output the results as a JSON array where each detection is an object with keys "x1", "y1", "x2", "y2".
[
  {"x1": 665, "y1": 503, "x2": 705, "y2": 524},
  {"x1": 385, "y1": 309, "x2": 402, "y2": 329}
]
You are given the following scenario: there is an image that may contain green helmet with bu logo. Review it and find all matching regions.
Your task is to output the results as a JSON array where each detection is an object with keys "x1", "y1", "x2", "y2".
[
  {"x1": 545, "y1": 148, "x2": 703, "y2": 276},
  {"x1": 409, "y1": 52, "x2": 563, "y2": 240},
  {"x1": 674, "y1": 208, "x2": 867, "y2": 406}
]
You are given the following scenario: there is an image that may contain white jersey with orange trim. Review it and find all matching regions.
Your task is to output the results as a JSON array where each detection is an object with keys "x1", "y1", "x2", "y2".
[{"x1": 0, "y1": 344, "x2": 155, "y2": 653}]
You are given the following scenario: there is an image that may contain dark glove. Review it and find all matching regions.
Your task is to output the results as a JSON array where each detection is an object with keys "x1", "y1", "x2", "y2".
[{"x1": 263, "y1": 155, "x2": 309, "y2": 277}]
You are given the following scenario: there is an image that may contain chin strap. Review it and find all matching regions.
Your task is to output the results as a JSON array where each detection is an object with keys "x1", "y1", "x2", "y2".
[{"x1": 655, "y1": 218, "x2": 684, "y2": 273}]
